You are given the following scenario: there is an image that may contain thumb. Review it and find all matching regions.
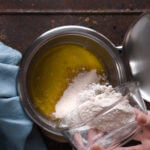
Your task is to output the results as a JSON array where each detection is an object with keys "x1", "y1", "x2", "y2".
[
  {"x1": 116, "y1": 145, "x2": 143, "y2": 150},
  {"x1": 91, "y1": 145, "x2": 104, "y2": 150},
  {"x1": 136, "y1": 111, "x2": 150, "y2": 139},
  {"x1": 74, "y1": 133, "x2": 84, "y2": 150}
]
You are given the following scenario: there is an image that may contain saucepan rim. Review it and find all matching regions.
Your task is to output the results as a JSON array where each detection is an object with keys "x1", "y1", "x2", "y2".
[{"x1": 18, "y1": 25, "x2": 126, "y2": 137}]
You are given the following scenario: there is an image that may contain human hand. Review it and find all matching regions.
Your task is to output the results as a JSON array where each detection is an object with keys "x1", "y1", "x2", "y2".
[
  {"x1": 73, "y1": 110, "x2": 150, "y2": 150},
  {"x1": 73, "y1": 129, "x2": 104, "y2": 150},
  {"x1": 117, "y1": 110, "x2": 150, "y2": 150}
]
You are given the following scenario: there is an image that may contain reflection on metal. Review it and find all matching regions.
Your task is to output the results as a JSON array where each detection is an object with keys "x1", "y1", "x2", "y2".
[
  {"x1": 129, "y1": 60, "x2": 141, "y2": 76},
  {"x1": 123, "y1": 12, "x2": 150, "y2": 102}
]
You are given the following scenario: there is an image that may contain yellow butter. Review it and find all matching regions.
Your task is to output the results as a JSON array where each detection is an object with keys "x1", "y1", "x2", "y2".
[{"x1": 29, "y1": 44, "x2": 106, "y2": 117}]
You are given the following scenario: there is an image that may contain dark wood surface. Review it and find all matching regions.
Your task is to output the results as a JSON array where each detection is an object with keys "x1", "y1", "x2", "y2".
[{"x1": 0, "y1": 1, "x2": 150, "y2": 149}]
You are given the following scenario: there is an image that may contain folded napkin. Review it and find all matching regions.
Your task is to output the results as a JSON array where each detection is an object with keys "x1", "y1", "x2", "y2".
[{"x1": 0, "y1": 42, "x2": 47, "y2": 150}]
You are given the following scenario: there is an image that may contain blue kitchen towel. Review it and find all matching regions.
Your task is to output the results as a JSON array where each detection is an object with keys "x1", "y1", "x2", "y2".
[{"x1": 0, "y1": 42, "x2": 47, "y2": 150}]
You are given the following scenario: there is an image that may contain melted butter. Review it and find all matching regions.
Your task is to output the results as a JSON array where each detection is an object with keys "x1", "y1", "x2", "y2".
[{"x1": 29, "y1": 44, "x2": 106, "y2": 117}]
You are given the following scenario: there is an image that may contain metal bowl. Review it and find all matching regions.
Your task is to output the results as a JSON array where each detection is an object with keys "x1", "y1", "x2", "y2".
[{"x1": 18, "y1": 26, "x2": 126, "y2": 141}]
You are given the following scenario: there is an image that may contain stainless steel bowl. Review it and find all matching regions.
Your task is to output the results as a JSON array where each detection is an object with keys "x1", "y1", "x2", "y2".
[{"x1": 18, "y1": 26, "x2": 126, "y2": 141}]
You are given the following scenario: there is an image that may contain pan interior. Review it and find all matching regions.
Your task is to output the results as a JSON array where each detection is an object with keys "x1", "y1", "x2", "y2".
[{"x1": 26, "y1": 34, "x2": 121, "y2": 132}]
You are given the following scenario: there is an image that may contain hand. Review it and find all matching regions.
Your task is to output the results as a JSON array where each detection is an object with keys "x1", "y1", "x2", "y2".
[
  {"x1": 73, "y1": 129, "x2": 104, "y2": 150},
  {"x1": 117, "y1": 110, "x2": 150, "y2": 150},
  {"x1": 73, "y1": 110, "x2": 150, "y2": 150}
]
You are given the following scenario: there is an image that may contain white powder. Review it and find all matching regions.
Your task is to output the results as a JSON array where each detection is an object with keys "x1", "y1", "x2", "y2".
[
  {"x1": 53, "y1": 70, "x2": 101, "y2": 118},
  {"x1": 54, "y1": 70, "x2": 135, "y2": 131}
]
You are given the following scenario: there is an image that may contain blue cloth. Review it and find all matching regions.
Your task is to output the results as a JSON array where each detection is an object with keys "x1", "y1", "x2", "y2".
[{"x1": 0, "y1": 42, "x2": 47, "y2": 150}]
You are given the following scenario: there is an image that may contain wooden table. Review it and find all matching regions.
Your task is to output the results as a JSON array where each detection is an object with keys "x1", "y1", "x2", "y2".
[{"x1": 1, "y1": 0, "x2": 150, "y2": 149}]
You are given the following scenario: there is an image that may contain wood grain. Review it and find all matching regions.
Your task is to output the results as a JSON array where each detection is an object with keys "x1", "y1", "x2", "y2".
[
  {"x1": 0, "y1": 0, "x2": 150, "y2": 13},
  {"x1": 0, "y1": 14, "x2": 138, "y2": 53}
]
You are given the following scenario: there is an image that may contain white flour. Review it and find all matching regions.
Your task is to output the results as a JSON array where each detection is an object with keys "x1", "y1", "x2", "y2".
[
  {"x1": 53, "y1": 70, "x2": 101, "y2": 118},
  {"x1": 54, "y1": 70, "x2": 135, "y2": 131}
]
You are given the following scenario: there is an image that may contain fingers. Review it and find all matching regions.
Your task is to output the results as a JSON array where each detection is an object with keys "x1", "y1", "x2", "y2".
[
  {"x1": 88, "y1": 129, "x2": 99, "y2": 146},
  {"x1": 74, "y1": 133, "x2": 84, "y2": 150},
  {"x1": 132, "y1": 128, "x2": 143, "y2": 142},
  {"x1": 134, "y1": 108, "x2": 147, "y2": 117},
  {"x1": 136, "y1": 111, "x2": 150, "y2": 139},
  {"x1": 133, "y1": 135, "x2": 141, "y2": 142},
  {"x1": 135, "y1": 109, "x2": 150, "y2": 128},
  {"x1": 91, "y1": 145, "x2": 104, "y2": 150},
  {"x1": 87, "y1": 129, "x2": 105, "y2": 150},
  {"x1": 136, "y1": 112, "x2": 147, "y2": 125},
  {"x1": 116, "y1": 145, "x2": 143, "y2": 150},
  {"x1": 74, "y1": 130, "x2": 103, "y2": 150},
  {"x1": 148, "y1": 111, "x2": 150, "y2": 116},
  {"x1": 141, "y1": 138, "x2": 150, "y2": 150}
]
